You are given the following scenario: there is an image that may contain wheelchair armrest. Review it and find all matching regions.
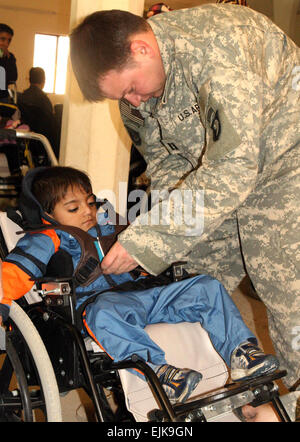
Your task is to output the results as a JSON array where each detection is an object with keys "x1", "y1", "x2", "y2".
[
  {"x1": 32, "y1": 276, "x2": 72, "y2": 296},
  {"x1": 33, "y1": 276, "x2": 74, "y2": 285},
  {"x1": 30, "y1": 277, "x2": 79, "y2": 326},
  {"x1": 31, "y1": 277, "x2": 76, "y2": 308}
]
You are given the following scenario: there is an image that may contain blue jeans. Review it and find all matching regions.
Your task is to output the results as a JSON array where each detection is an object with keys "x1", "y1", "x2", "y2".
[{"x1": 84, "y1": 274, "x2": 254, "y2": 367}]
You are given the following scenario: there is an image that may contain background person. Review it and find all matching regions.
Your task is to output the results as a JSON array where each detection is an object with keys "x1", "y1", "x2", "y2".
[
  {"x1": 18, "y1": 67, "x2": 60, "y2": 158},
  {"x1": 0, "y1": 23, "x2": 17, "y2": 101},
  {"x1": 18, "y1": 67, "x2": 53, "y2": 116}
]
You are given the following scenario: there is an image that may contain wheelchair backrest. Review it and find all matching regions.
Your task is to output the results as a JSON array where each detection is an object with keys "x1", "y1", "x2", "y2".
[
  {"x1": 0, "y1": 210, "x2": 42, "y2": 304},
  {"x1": 0, "y1": 210, "x2": 24, "y2": 254}
]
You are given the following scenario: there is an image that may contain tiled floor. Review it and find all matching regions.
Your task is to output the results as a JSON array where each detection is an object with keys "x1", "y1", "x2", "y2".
[{"x1": 59, "y1": 276, "x2": 289, "y2": 422}]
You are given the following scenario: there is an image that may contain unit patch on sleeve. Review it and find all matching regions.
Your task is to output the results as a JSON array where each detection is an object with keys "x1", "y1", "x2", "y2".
[
  {"x1": 205, "y1": 96, "x2": 241, "y2": 161},
  {"x1": 207, "y1": 107, "x2": 221, "y2": 141}
]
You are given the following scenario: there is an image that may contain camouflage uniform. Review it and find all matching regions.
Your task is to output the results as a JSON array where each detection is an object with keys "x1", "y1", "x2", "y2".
[{"x1": 118, "y1": 4, "x2": 300, "y2": 392}]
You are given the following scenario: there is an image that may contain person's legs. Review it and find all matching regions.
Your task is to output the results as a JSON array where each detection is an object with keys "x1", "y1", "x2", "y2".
[
  {"x1": 238, "y1": 149, "x2": 300, "y2": 391},
  {"x1": 83, "y1": 273, "x2": 279, "y2": 405},
  {"x1": 185, "y1": 213, "x2": 246, "y2": 295},
  {"x1": 83, "y1": 289, "x2": 167, "y2": 365},
  {"x1": 83, "y1": 286, "x2": 206, "y2": 403},
  {"x1": 145, "y1": 274, "x2": 256, "y2": 366},
  {"x1": 84, "y1": 275, "x2": 256, "y2": 366}
]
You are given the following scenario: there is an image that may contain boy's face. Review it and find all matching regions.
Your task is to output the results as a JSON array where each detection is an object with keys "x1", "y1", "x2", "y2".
[{"x1": 48, "y1": 185, "x2": 97, "y2": 231}]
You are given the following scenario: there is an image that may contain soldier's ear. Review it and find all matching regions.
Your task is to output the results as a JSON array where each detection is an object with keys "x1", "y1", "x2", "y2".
[{"x1": 130, "y1": 40, "x2": 153, "y2": 58}]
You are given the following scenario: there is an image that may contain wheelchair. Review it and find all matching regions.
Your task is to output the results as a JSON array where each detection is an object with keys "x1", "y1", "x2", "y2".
[
  {"x1": 0, "y1": 207, "x2": 292, "y2": 423},
  {"x1": 0, "y1": 125, "x2": 58, "y2": 211}
]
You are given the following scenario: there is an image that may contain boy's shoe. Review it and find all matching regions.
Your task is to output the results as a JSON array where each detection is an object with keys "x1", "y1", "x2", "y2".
[
  {"x1": 154, "y1": 364, "x2": 202, "y2": 403},
  {"x1": 230, "y1": 338, "x2": 280, "y2": 382}
]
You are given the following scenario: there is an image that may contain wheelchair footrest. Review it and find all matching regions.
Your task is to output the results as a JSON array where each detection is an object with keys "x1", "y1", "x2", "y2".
[{"x1": 148, "y1": 370, "x2": 288, "y2": 422}]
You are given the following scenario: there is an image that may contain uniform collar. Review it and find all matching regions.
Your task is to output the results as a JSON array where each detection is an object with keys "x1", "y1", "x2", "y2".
[
  {"x1": 161, "y1": 66, "x2": 173, "y2": 105},
  {"x1": 148, "y1": 19, "x2": 175, "y2": 107}
]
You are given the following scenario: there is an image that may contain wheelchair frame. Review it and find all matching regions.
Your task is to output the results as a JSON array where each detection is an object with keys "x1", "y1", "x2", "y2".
[
  {"x1": 0, "y1": 128, "x2": 58, "y2": 206},
  {"x1": 0, "y1": 273, "x2": 291, "y2": 422}
]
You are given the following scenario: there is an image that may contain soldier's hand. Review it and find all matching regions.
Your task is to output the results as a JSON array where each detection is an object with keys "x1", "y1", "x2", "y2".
[{"x1": 101, "y1": 241, "x2": 138, "y2": 275}]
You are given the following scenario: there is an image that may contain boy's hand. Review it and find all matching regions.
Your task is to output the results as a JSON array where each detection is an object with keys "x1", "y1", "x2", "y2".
[{"x1": 101, "y1": 241, "x2": 138, "y2": 274}]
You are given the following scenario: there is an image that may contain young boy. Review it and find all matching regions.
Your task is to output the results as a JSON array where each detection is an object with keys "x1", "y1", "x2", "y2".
[{"x1": 0, "y1": 166, "x2": 279, "y2": 404}]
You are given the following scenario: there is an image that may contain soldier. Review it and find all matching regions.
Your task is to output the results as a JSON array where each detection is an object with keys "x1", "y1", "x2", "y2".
[{"x1": 70, "y1": 4, "x2": 300, "y2": 420}]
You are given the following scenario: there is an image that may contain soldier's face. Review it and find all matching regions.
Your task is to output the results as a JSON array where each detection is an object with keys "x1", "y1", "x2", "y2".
[{"x1": 99, "y1": 57, "x2": 166, "y2": 107}]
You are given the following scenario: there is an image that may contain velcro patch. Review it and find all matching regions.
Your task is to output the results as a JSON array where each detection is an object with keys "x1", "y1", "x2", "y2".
[
  {"x1": 205, "y1": 96, "x2": 241, "y2": 161},
  {"x1": 207, "y1": 107, "x2": 221, "y2": 141},
  {"x1": 120, "y1": 99, "x2": 144, "y2": 126}
]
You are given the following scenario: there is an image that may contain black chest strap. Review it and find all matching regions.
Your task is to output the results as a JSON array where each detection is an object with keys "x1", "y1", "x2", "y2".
[{"x1": 18, "y1": 224, "x2": 114, "y2": 287}]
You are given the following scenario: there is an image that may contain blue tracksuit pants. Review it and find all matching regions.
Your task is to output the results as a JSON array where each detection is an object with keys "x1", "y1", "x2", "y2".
[{"x1": 83, "y1": 274, "x2": 255, "y2": 367}]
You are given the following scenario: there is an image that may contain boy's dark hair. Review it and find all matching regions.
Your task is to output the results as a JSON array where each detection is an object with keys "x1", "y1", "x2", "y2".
[
  {"x1": 29, "y1": 67, "x2": 45, "y2": 85},
  {"x1": 0, "y1": 23, "x2": 14, "y2": 36},
  {"x1": 69, "y1": 9, "x2": 150, "y2": 102},
  {"x1": 32, "y1": 166, "x2": 93, "y2": 214}
]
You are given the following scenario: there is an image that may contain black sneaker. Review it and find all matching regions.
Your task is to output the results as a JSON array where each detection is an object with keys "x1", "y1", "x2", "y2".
[
  {"x1": 231, "y1": 339, "x2": 279, "y2": 382},
  {"x1": 154, "y1": 364, "x2": 202, "y2": 403}
]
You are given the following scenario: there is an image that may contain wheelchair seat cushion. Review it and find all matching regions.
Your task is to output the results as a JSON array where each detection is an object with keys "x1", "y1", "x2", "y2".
[{"x1": 118, "y1": 321, "x2": 228, "y2": 421}]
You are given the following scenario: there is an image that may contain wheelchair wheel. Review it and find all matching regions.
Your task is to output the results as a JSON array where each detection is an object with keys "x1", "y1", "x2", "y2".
[
  {"x1": 0, "y1": 335, "x2": 34, "y2": 421},
  {"x1": 0, "y1": 301, "x2": 62, "y2": 422}
]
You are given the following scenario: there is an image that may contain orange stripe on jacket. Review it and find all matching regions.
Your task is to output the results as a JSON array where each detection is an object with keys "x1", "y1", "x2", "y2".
[
  {"x1": 82, "y1": 310, "x2": 145, "y2": 377},
  {"x1": 1, "y1": 227, "x2": 61, "y2": 306},
  {"x1": 82, "y1": 310, "x2": 114, "y2": 359},
  {"x1": 39, "y1": 220, "x2": 61, "y2": 252},
  {"x1": 2, "y1": 262, "x2": 35, "y2": 306}
]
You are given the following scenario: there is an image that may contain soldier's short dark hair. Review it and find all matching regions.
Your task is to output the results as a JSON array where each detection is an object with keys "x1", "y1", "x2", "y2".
[{"x1": 69, "y1": 10, "x2": 150, "y2": 102}]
